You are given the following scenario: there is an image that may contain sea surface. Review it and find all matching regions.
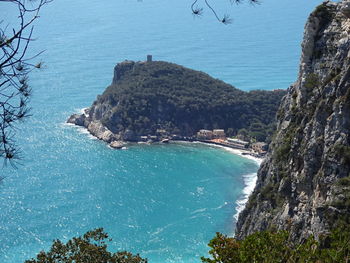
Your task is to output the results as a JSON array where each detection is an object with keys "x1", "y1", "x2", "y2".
[{"x1": 0, "y1": 0, "x2": 322, "y2": 262}]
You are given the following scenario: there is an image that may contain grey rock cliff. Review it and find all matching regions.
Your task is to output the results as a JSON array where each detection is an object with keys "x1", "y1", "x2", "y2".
[
  {"x1": 67, "y1": 61, "x2": 141, "y2": 143},
  {"x1": 236, "y1": 0, "x2": 350, "y2": 242}
]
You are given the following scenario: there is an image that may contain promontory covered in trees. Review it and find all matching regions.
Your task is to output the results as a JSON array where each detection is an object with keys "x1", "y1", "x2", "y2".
[{"x1": 67, "y1": 59, "x2": 285, "y2": 145}]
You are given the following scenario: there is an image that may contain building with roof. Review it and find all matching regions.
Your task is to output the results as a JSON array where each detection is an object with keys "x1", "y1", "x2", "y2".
[
  {"x1": 197, "y1": 129, "x2": 213, "y2": 140},
  {"x1": 213, "y1": 129, "x2": 226, "y2": 139},
  {"x1": 252, "y1": 142, "x2": 268, "y2": 153}
]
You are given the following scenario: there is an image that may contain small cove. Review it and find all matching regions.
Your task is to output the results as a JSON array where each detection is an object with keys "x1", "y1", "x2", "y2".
[{"x1": 0, "y1": 134, "x2": 258, "y2": 262}]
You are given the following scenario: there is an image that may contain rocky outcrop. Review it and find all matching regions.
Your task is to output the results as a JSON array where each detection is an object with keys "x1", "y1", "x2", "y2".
[
  {"x1": 67, "y1": 108, "x2": 119, "y2": 143},
  {"x1": 112, "y1": 60, "x2": 135, "y2": 84},
  {"x1": 236, "y1": 0, "x2": 350, "y2": 242},
  {"x1": 109, "y1": 141, "x2": 127, "y2": 149},
  {"x1": 67, "y1": 61, "x2": 144, "y2": 144}
]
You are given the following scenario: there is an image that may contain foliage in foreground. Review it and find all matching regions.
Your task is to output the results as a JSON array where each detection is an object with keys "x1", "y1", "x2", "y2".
[
  {"x1": 25, "y1": 228, "x2": 147, "y2": 263},
  {"x1": 0, "y1": 0, "x2": 50, "y2": 166},
  {"x1": 26, "y1": 227, "x2": 350, "y2": 263},
  {"x1": 201, "y1": 228, "x2": 350, "y2": 263}
]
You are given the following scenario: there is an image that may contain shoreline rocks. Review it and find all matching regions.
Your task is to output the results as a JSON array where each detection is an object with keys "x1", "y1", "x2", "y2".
[{"x1": 109, "y1": 141, "x2": 126, "y2": 149}]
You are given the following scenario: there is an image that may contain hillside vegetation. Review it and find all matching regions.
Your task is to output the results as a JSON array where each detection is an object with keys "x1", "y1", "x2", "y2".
[{"x1": 87, "y1": 61, "x2": 285, "y2": 142}]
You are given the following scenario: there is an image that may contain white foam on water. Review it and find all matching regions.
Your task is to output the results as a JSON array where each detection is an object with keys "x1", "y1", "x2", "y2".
[
  {"x1": 234, "y1": 172, "x2": 258, "y2": 221},
  {"x1": 63, "y1": 108, "x2": 99, "y2": 140},
  {"x1": 75, "y1": 126, "x2": 97, "y2": 140},
  {"x1": 190, "y1": 142, "x2": 262, "y2": 222},
  {"x1": 74, "y1": 107, "x2": 88, "y2": 116},
  {"x1": 191, "y1": 208, "x2": 207, "y2": 215},
  {"x1": 172, "y1": 140, "x2": 263, "y2": 222},
  {"x1": 63, "y1": 124, "x2": 97, "y2": 141}
]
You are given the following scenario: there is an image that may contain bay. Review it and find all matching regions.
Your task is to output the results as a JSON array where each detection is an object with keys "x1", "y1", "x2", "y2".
[{"x1": 0, "y1": 0, "x2": 322, "y2": 262}]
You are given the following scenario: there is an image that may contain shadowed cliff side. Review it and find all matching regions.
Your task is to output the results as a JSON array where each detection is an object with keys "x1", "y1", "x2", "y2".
[{"x1": 236, "y1": 0, "x2": 350, "y2": 242}]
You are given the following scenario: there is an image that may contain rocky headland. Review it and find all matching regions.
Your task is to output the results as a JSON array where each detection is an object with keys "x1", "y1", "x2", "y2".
[
  {"x1": 236, "y1": 0, "x2": 350, "y2": 242},
  {"x1": 68, "y1": 60, "x2": 285, "y2": 147}
]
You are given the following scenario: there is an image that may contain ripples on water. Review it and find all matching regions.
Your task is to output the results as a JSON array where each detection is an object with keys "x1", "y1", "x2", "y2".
[{"x1": 0, "y1": 0, "x2": 321, "y2": 262}]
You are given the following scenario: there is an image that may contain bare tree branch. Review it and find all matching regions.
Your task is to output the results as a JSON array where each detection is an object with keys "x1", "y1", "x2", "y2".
[
  {"x1": 0, "y1": 0, "x2": 50, "y2": 166},
  {"x1": 191, "y1": 0, "x2": 259, "y2": 24}
]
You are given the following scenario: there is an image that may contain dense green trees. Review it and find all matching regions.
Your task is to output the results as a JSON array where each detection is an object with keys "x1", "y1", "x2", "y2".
[
  {"x1": 27, "y1": 227, "x2": 350, "y2": 263},
  {"x1": 98, "y1": 61, "x2": 286, "y2": 142},
  {"x1": 201, "y1": 228, "x2": 350, "y2": 263},
  {"x1": 25, "y1": 228, "x2": 147, "y2": 263}
]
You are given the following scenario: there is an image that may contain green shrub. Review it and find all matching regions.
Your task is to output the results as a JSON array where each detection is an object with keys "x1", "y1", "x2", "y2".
[
  {"x1": 25, "y1": 228, "x2": 147, "y2": 263},
  {"x1": 260, "y1": 183, "x2": 276, "y2": 201},
  {"x1": 274, "y1": 125, "x2": 298, "y2": 164},
  {"x1": 333, "y1": 144, "x2": 350, "y2": 164},
  {"x1": 304, "y1": 73, "x2": 319, "y2": 94},
  {"x1": 245, "y1": 192, "x2": 258, "y2": 210},
  {"x1": 337, "y1": 176, "x2": 350, "y2": 187},
  {"x1": 202, "y1": 227, "x2": 350, "y2": 263},
  {"x1": 314, "y1": 3, "x2": 335, "y2": 27}
]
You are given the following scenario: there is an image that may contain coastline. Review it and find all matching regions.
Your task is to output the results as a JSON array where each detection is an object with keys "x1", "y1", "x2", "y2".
[
  {"x1": 66, "y1": 120, "x2": 262, "y2": 227},
  {"x1": 197, "y1": 142, "x2": 262, "y2": 222},
  {"x1": 172, "y1": 140, "x2": 262, "y2": 222},
  {"x1": 172, "y1": 140, "x2": 263, "y2": 165}
]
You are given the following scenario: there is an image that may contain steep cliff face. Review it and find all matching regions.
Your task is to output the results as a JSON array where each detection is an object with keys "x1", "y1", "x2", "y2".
[{"x1": 236, "y1": 1, "x2": 350, "y2": 242}]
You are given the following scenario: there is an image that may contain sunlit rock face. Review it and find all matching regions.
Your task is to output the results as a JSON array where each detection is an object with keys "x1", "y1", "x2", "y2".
[{"x1": 237, "y1": 0, "x2": 350, "y2": 242}]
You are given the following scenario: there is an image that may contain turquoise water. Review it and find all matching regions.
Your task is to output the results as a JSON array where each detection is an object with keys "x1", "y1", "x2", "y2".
[{"x1": 0, "y1": 0, "x2": 322, "y2": 262}]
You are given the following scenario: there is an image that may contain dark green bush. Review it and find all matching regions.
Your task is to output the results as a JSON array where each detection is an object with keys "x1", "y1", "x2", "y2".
[
  {"x1": 274, "y1": 125, "x2": 298, "y2": 164},
  {"x1": 25, "y1": 228, "x2": 147, "y2": 263},
  {"x1": 333, "y1": 144, "x2": 350, "y2": 164},
  {"x1": 337, "y1": 176, "x2": 350, "y2": 187},
  {"x1": 314, "y1": 3, "x2": 335, "y2": 28},
  {"x1": 202, "y1": 227, "x2": 350, "y2": 263},
  {"x1": 304, "y1": 73, "x2": 319, "y2": 94}
]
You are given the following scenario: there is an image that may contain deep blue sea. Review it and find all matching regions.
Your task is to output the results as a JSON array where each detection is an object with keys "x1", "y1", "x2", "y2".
[{"x1": 0, "y1": 0, "x2": 322, "y2": 262}]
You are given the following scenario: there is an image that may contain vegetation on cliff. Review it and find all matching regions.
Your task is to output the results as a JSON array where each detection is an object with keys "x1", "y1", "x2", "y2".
[
  {"x1": 201, "y1": 228, "x2": 350, "y2": 263},
  {"x1": 87, "y1": 61, "x2": 285, "y2": 142}
]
